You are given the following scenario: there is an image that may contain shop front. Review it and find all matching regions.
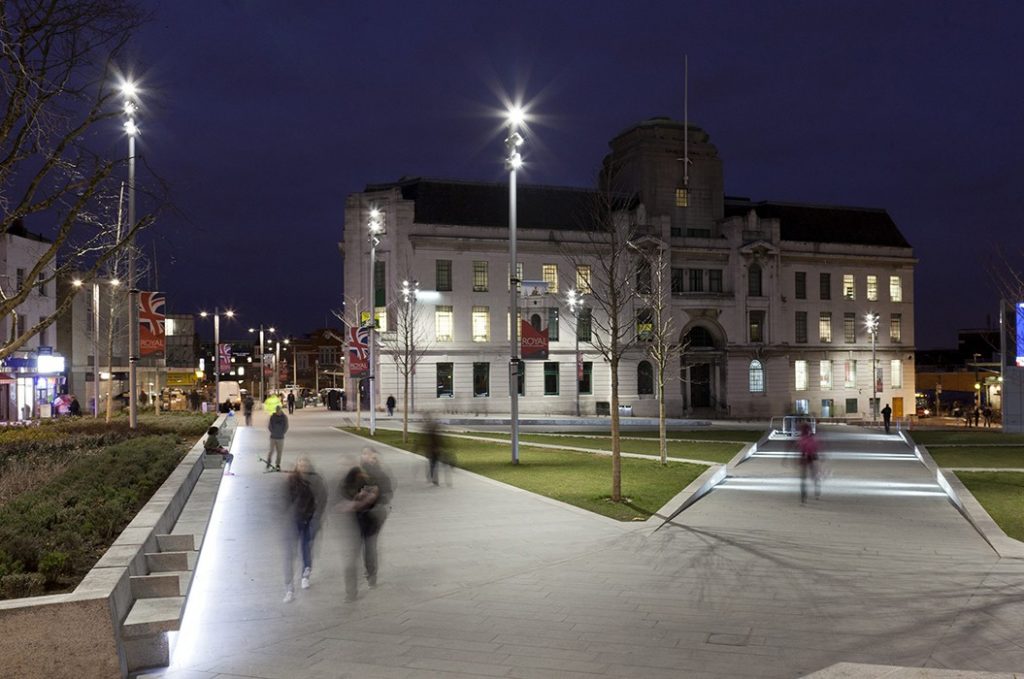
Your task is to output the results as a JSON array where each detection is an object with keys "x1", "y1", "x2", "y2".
[{"x1": 0, "y1": 352, "x2": 66, "y2": 421}]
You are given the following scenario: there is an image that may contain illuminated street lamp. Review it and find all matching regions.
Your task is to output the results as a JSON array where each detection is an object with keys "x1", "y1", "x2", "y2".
[
  {"x1": 506, "y1": 105, "x2": 525, "y2": 464},
  {"x1": 865, "y1": 312, "x2": 880, "y2": 422},
  {"x1": 248, "y1": 324, "x2": 275, "y2": 402},
  {"x1": 367, "y1": 207, "x2": 385, "y2": 436},
  {"x1": 201, "y1": 308, "x2": 235, "y2": 411},
  {"x1": 122, "y1": 78, "x2": 140, "y2": 428},
  {"x1": 566, "y1": 289, "x2": 584, "y2": 418}
]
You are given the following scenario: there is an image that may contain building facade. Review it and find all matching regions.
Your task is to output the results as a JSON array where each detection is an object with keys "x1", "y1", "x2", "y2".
[{"x1": 342, "y1": 118, "x2": 916, "y2": 419}]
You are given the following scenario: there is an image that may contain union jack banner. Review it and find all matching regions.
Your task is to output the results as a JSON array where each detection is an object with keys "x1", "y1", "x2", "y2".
[
  {"x1": 348, "y1": 326, "x2": 370, "y2": 379},
  {"x1": 218, "y1": 343, "x2": 232, "y2": 373},
  {"x1": 138, "y1": 292, "x2": 166, "y2": 357}
]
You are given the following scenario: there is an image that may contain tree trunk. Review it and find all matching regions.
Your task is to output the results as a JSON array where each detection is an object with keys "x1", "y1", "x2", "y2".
[
  {"x1": 610, "y1": 356, "x2": 621, "y2": 502},
  {"x1": 402, "y1": 357, "x2": 410, "y2": 443},
  {"x1": 355, "y1": 384, "x2": 362, "y2": 431},
  {"x1": 658, "y1": 366, "x2": 667, "y2": 465}
]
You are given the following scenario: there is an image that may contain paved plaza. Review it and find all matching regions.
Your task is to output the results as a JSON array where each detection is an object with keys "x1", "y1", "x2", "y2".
[{"x1": 138, "y1": 409, "x2": 1024, "y2": 678}]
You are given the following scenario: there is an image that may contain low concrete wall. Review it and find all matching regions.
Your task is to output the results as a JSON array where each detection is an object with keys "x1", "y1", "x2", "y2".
[{"x1": 0, "y1": 415, "x2": 229, "y2": 679}]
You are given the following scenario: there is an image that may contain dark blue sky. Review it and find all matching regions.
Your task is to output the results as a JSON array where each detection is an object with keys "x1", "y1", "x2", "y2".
[{"x1": 127, "y1": 0, "x2": 1024, "y2": 347}]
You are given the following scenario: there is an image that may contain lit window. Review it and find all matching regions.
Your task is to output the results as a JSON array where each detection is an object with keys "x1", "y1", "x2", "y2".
[
  {"x1": 435, "y1": 305, "x2": 453, "y2": 342},
  {"x1": 576, "y1": 265, "x2": 592, "y2": 294},
  {"x1": 866, "y1": 275, "x2": 878, "y2": 301},
  {"x1": 819, "y1": 312, "x2": 832, "y2": 343},
  {"x1": 890, "y1": 313, "x2": 902, "y2": 343},
  {"x1": 675, "y1": 187, "x2": 689, "y2": 207},
  {"x1": 844, "y1": 360, "x2": 857, "y2": 388},
  {"x1": 637, "y1": 308, "x2": 654, "y2": 342},
  {"x1": 506, "y1": 310, "x2": 522, "y2": 341},
  {"x1": 819, "y1": 360, "x2": 832, "y2": 390},
  {"x1": 374, "y1": 307, "x2": 387, "y2": 333},
  {"x1": 473, "y1": 261, "x2": 488, "y2": 292},
  {"x1": 749, "y1": 311, "x2": 765, "y2": 343},
  {"x1": 749, "y1": 360, "x2": 765, "y2": 393},
  {"x1": 843, "y1": 274, "x2": 855, "y2": 300},
  {"x1": 795, "y1": 360, "x2": 808, "y2": 391},
  {"x1": 507, "y1": 262, "x2": 523, "y2": 291},
  {"x1": 891, "y1": 359, "x2": 903, "y2": 388},
  {"x1": 542, "y1": 264, "x2": 558, "y2": 293},
  {"x1": 471, "y1": 306, "x2": 489, "y2": 342},
  {"x1": 638, "y1": 361, "x2": 654, "y2": 395},
  {"x1": 890, "y1": 275, "x2": 903, "y2": 302}
]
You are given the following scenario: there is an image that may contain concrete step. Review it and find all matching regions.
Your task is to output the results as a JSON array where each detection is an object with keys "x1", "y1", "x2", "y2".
[
  {"x1": 121, "y1": 596, "x2": 186, "y2": 639},
  {"x1": 155, "y1": 533, "x2": 194, "y2": 552},
  {"x1": 144, "y1": 551, "x2": 195, "y2": 573},
  {"x1": 130, "y1": 571, "x2": 192, "y2": 599}
]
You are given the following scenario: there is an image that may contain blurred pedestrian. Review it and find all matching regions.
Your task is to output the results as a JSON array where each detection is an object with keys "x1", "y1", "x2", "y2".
[
  {"x1": 264, "y1": 392, "x2": 282, "y2": 415},
  {"x1": 69, "y1": 396, "x2": 82, "y2": 417},
  {"x1": 423, "y1": 416, "x2": 452, "y2": 486},
  {"x1": 265, "y1": 405, "x2": 288, "y2": 472},
  {"x1": 282, "y1": 456, "x2": 327, "y2": 603},
  {"x1": 204, "y1": 426, "x2": 235, "y2": 475},
  {"x1": 974, "y1": 408, "x2": 981, "y2": 428},
  {"x1": 243, "y1": 393, "x2": 254, "y2": 426},
  {"x1": 798, "y1": 422, "x2": 820, "y2": 504},
  {"x1": 984, "y1": 406, "x2": 993, "y2": 427},
  {"x1": 881, "y1": 403, "x2": 892, "y2": 434},
  {"x1": 385, "y1": 394, "x2": 396, "y2": 417},
  {"x1": 339, "y1": 448, "x2": 395, "y2": 601},
  {"x1": 287, "y1": 390, "x2": 296, "y2": 414}
]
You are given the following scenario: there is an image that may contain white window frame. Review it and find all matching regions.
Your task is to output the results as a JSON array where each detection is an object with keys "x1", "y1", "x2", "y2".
[
  {"x1": 795, "y1": 360, "x2": 808, "y2": 391},
  {"x1": 435, "y1": 305, "x2": 453, "y2": 342},
  {"x1": 471, "y1": 306, "x2": 490, "y2": 342}
]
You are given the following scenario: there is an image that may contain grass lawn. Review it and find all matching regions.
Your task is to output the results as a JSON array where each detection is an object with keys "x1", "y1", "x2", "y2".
[
  {"x1": 955, "y1": 471, "x2": 1024, "y2": 541},
  {"x1": 911, "y1": 430, "x2": 1024, "y2": 445},
  {"x1": 928, "y1": 447, "x2": 1024, "y2": 468},
  {"x1": 457, "y1": 432, "x2": 740, "y2": 463},
  {"x1": 567, "y1": 429, "x2": 764, "y2": 443},
  {"x1": 343, "y1": 427, "x2": 708, "y2": 522}
]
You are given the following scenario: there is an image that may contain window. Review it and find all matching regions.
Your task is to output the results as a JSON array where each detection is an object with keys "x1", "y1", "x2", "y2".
[
  {"x1": 542, "y1": 264, "x2": 558, "y2": 293},
  {"x1": 436, "y1": 260, "x2": 452, "y2": 291},
  {"x1": 844, "y1": 313, "x2": 856, "y2": 343},
  {"x1": 473, "y1": 362, "x2": 489, "y2": 397},
  {"x1": 819, "y1": 273, "x2": 831, "y2": 300},
  {"x1": 575, "y1": 265, "x2": 591, "y2": 294},
  {"x1": 16, "y1": 268, "x2": 24, "y2": 291},
  {"x1": 436, "y1": 363, "x2": 453, "y2": 397},
  {"x1": 795, "y1": 360, "x2": 808, "y2": 391},
  {"x1": 795, "y1": 311, "x2": 808, "y2": 344},
  {"x1": 506, "y1": 310, "x2": 522, "y2": 341},
  {"x1": 675, "y1": 187, "x2": 689, "y2": 207},
  {"x1": 749, "y1": 359, "x2": 765, "y2": 393},
  {"x1": 686, "y1": 326, "x2": 716, "y2": 348},
  {"x1": 890, "y1": 313, "x2": 902, "y2": 343},
  {"x1": 866, "y1": 275, "x2": 878, "y2": 301},
  {"x1": 708, "y1": 269, "x2": 723, "y2": 293},
  {"x1": 374, "y1": 308, "x2": 387, "y2": 332},
  {"x1": 637, "y1": 360, "x2": 654, "y2": 395},
  {"x1": 748, "y1": 263, "x2": 762, "y2": 297},
  {"x1": 37, "y1": 273, "x2": 46, "y2": 297},
  {"x1": 544, "y1": 362, "x2": 559, "y2": 395},
  {"x1": 473, "y1": 261, "x2": 488, "y2": 292},
  {"x1": 39, "y1": 317, "x2": 47, "y2": 346},
  {"x1": 636, "y1": 259, "x2": 651, "y2": 294},
  {"x1": 319, "y1": 347, "x2": 338, "y2": 365},
  {"x1": 844, "y1": 360, "x2": 857, "y2": 388},
  {"x1": 636, "y1": 308, "x2": 653, "y2": 342},
  {"x1": 819, "y1": 360, "x2": 832, "y2": 390},
  {"x1": 795, "y1": 271, "x2": 806, "y2": 300},
  {"x1": 891, "y1": 359, "x2": 903, "y2": 389},
  {"x1": 749, "y1": 310, "x2": 765, "y2": 343},
  {"x1": 842, "y1": 274, "x2": 855, "y2": 300},
  {"x1": 471, "y1": 306, "x2": 489, "y2": 342},
  {"x1": 890, "y1": 275, "x2": 903, "y2": 302},
  {"x1": 819, "y1": 312, "x2": 832, "y2": 343},
  {"x1": 579, "y1": 362, "x2": 593, "y2": 394},
  {"x1": 548, "y1": 308, "x2": 559, "y2": 341},
  {"x1": 577, "y1": 307, "x2": 592, "y2": 342},
  {"x1": 671, "y1": 268, "x2": 685, "y2": 295},
  {"x1": 845, "y1": 398, "x2": 859, "y2": 415},
  {"x1": 688, "y1": 269, "x2": 704, "y2": 293},
  {"x1": 435, "y1": 305, "x2": 453, "y2": 342},
  {"x1": 795, "y1": 399, "x2": 810, "y2": 415},
  {"x1": 508, "y1": 262, "x2": 523, "y2": 291}
]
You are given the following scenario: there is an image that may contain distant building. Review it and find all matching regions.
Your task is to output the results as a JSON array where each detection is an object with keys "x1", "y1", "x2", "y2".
[
  {"x1": 916, "y1": 328, "x2": 1002, "y2": 415},
  {"x1": 0, "y1": 221, "x2": 62, "y2": 420},
  {"x1": 342, "y1": 118, "x2": 916, "y2": 419}
]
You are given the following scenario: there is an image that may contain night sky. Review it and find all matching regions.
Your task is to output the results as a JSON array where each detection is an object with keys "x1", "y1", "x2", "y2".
[{"x1": 125, "y1": 0, "x2": 1024, "y2": 347}]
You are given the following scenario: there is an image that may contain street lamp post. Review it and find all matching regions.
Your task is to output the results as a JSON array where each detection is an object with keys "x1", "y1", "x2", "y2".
[
  {"x1": 248, "y1": 324, "x2": 275, "y2": 402},
  {"x1": 401, "y1": 279, "x2": 420, "y2": 416},
  {"x1": 123, "y1": 81, "x2": 140, "y2": 429},
  {"x1": 506, "y1": 106, "x2": 524, "y2": 464},
  {"x1": 567, "y1": 289, "x2": 583, "y2": 418},
  {"x1": 201, "y1": 308, "x2": 234, "y2": 413},
  {"x1": 865, "y1": 312, "x2": 879, "y2": 422},
  {"x1": 368, "y1": 208, "x2": 385, "y2": 436},
  {"x1": 73, "y1": 277, "x2": 120, "y2": 416}
]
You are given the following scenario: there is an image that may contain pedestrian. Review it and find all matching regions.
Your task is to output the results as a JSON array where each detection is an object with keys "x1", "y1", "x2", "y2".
[
  {"x1": 204, "y1": 426, "x2": 235, "y2": 475},
  {"x1": 265, "y1": 405, "x2": 289, "y2": 472},
  {"x1": 881, "y1": 403, "x2": 892, "y2": 434},
  {"x1": 974, "y1": 407, "x2": 981, "y2": 428},
  {"x1": 422, "y1": 416, "x2": 453, "y2": 486},
  {"x1": 69, "y1": 396, "x2": 82, "y2": 417},
  {"x1": 282, "y1": 456, "x2": 327, "y2": 603},
  {"x1": 287, "y1": 390, "x2": 296, "y2": 414},
  {"x1": 385, "y1": 394, "x2": 396, "y2": 417},
  {"x1": 264, "y1": 392, "x2": 282, "y2": 416},
  {"x1": 984, "y1": 406, "x2": 993, "y2": 427},
  {"x1": 797, "y1": 422, "x2": 820, "y2": 504},
  {"x1": 243, "y1": 393, "x2": 254, "y2": 426},
  {"x1": 339, "y1": 448, "x2": 394, "y2": 601}
]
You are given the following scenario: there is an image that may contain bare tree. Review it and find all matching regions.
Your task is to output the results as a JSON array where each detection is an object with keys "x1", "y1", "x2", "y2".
[
  {"x1": 331, "y1": 294, "x2": 369, "y2": 431},
  {"x1": 1, "y1": 0, "x2": 158, "y2": 360},
  {"x1": 562, "y1": 161, "x2": 643, "y2": 503},
  {"x1": 379, "y1": 278, "x2": 432, "y2": 443}
]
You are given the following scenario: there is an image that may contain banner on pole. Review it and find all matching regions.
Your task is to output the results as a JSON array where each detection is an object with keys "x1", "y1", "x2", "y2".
[
  {"x1": 138, "y1": 292, "x2": 166, "y2": 357},
  {"x1": 218, "y1": 343, "x2": 232, "y2": 373},
  {"x1": 348, "y1": 326, "x2": 370, "y2": 379},
  {"x1": 521, "y1": 319, "x2": 549, "y2": 360}
]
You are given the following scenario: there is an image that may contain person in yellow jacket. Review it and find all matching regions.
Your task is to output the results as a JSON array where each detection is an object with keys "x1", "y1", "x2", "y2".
[{"x1": 264, "y1": 393, "x2": 282, "y2": 415}]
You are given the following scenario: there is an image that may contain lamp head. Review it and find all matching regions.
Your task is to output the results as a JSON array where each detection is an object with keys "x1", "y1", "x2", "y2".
[
  {"x1": 507, "y1": 105, "x2": 525, "y2": 128},
  {"x1": 110, "y1": 278, "x2": 120, "y2": 286},
  {"x1": 72, "y1": 279, "x2": 83, "y2": 288}
]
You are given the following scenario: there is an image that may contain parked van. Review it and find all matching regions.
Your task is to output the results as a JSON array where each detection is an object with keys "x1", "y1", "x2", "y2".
[{"x1": 217, "y1": 381, "x2": 242, "y2": 410}]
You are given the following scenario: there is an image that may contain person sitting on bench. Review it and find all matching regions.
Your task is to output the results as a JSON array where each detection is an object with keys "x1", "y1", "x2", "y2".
[{"x1": 204, "y1": 426, "x2": 235, "y2": 475}]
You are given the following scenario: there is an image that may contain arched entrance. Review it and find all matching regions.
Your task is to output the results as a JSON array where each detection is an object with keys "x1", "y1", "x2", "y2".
[{"x1": 680, "y1": 322, "x2": 726, "y2": 414}]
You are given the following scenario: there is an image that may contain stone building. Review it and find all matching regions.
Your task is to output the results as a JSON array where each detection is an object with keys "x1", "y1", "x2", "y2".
[{"x1": 341, "y1": 118, "x2": 916, "y2": 419}]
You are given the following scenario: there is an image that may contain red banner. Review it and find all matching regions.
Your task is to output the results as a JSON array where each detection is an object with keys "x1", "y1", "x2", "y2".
[
  {"x1": 218, "y1": 343, "x2": 231, "y2": 373},
  {"x1": 348, "y1": 326, "x2": 369, "y2": 379},
  {"x1": 521, "y1": 320, "x2": 549, "y2": 360},
  {"x1": 138, "y1": 291, "x2": 165, "y2": 357}
]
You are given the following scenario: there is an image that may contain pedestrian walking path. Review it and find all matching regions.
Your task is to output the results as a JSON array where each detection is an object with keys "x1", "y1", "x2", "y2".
[{"x1": 138, "y1": 413, "x2": 1024, "y2": 678}]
